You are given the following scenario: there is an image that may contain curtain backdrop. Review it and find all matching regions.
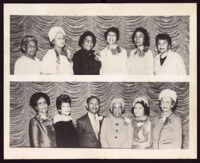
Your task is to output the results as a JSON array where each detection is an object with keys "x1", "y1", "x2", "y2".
[
  {"x1": 10, "y1": 82, "x2": 189, "y2": 148},
  {"x1": 10, "y1": 16, "x2": 189, "y2": 74}
]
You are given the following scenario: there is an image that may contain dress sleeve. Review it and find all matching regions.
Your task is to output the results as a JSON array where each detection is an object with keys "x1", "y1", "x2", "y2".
[
  {"x1": 173, "y1": 116, "x2": 183, "y2": 148},
  {"x1": 99, "y1": 50, "x2": 104, "y2": 75},
  {"x1": 121, "y1": 123, "x2": 133, "y2": 148},
  {"x1": 14, "y1": 59, "x2": 21, "y2": 75},
  {"x1": 177, "y1": 54, "x2": 187, "y2": 75},
  {"x1": 40, "y1": 50, "x2": 57, "y2": 75},
  {"x1": 72, "y1": 51, "x2": 82, "y2": 75},
  {"x1": 29, "y1": 118, "x2": 40, "y2": 147},
  {"x1": 100, "y1": 118, "x2": 110, "y2": 148},
  {"x1": 122, "y1": 49, "x2": 128, "y2": 75},
  {"x1": 76, "y1": 119, "x2": 84, "y2": 146},
  {"x1": 146, "y1": 50, "x2": 154, "y2": 75}
]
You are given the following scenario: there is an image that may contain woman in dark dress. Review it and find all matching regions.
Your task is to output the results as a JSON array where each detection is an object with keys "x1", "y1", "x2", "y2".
[
  {"x1": 29, "y1": 92, "x2": 56, "y2": 147},
  {"x1": 53, "y1": 94, "x2": 79, "y2": 148},
  {"x1": 72, "y1": 31, "x2": 101, "y2": 75}
]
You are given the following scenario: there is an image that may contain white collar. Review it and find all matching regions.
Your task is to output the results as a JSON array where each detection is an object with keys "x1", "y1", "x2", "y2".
[
  {"x1": 88, "y1": 112, "x2": 98, "y2": 119},
  {"x1": 54, "y1": 114, "x2": 72, "y2": 124}
]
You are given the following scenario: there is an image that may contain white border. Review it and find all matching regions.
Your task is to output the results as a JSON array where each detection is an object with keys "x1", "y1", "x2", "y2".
[{"x1": 4, "y1": 3, "x2": 197, "y2": 159}]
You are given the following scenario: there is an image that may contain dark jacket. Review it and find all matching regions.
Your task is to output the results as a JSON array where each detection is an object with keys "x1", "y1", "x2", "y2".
[
  {"x1": 72, "y1": 49, "x2": 101, "y2": 75},
  {"x1": 76, "y1": 113, "x2": 102, "y2": 148},
  {"x1": 29, "y1": 115, "x2": 56, "y2": 147}
]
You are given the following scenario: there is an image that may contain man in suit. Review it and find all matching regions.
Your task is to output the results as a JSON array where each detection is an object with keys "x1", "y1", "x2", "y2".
[{"x1": 76, "y1": 96, "x2": 102, "y2": 148}]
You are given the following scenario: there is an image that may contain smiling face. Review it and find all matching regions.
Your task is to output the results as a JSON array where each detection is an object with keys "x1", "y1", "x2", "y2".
[
  {"x1": 107, "y1": 31, "x2": 117, "y2": 45},
  {"x1": 54, "y1": 32, "x2": 65, "y2": 49},
  {"x1": 25, "y1": 41, "x2": 37, "y2": 58},
  {"x1": 87, "y1": 98, "x2": 100, "y2": 115},
  {"x1": 157, "y1": 39, "x2": 170, "y2": 54},
  {"x1": 112, "y1": 102, "x2": 123, "y2": 118},
  {"x1": 60, "y1": 102, "x2": 71, "y2": 116},
  {"x1": 134, "y1": 31, "x2": 144, "y2": 48},
  {"x1": 134, "y1": 103, "x2": 145, "y2": 117},
  {"x1": 160, "y1": 96, "x2": 173, "y2": 112},
  {"x1": 83, "y1": 35, "x2": 94, "y2": 51},
  {"x1": 35, "y1": 97, "x2": 48, "y2": 115}
]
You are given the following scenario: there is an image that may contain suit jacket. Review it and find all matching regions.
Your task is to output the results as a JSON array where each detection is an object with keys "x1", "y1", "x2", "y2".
[
  {"x1": 152, "y1": 113, "x2": 182, "y2": 149},
  {"x1": 76, "y1": 113, "x2": 102, "y2": 148}
]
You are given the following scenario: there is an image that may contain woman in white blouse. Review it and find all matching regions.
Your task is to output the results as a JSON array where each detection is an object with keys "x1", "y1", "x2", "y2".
[
  {"x1": 40, "y1": 26, "x2": 73, "y2": 75},
  {"x1": 99, "y1": 27, "x2": 128, "y2": 75},
  {"x1": 127, "y1": 27, "x2": 154, "y2": 75},
  {"x1": 14, "y1": 35, "x2": 40, "y2": 75},
  {"x1": 154, "y1": 33, "x2": 186, "y2": 75}
]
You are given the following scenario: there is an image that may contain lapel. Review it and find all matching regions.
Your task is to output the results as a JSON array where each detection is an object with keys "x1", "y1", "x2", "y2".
[
  {"x1": 85, "y1": 113, "x2": 99, "y2": 140},
  {"x1": 159, "y1": 50, "x2": 172, "y2": 68}
]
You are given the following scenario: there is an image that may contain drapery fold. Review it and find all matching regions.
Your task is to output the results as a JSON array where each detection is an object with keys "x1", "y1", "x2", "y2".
[
  {"x1": 10, "y1": 82, "x2": 189, "y2": 148},
  {"x1": 10, "y1": 16, "x2": 189, "y2": 74}
]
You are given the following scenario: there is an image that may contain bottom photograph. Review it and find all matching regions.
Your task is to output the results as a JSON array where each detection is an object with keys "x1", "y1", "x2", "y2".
[{"x1": 10, "y1": 82, "x2": 189, "y2": 149}]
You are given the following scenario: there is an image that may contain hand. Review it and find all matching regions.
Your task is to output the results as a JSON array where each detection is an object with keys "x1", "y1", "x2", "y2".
[{"x1": 94, "y1": 51, "x2": 101, "y2": 61}]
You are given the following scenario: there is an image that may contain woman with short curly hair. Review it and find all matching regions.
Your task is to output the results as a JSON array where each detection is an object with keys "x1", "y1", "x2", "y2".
[
  {"x1": 72, "y1": 31, "x2": 101, "y2": 75},
  {"x1": 53, "y1": 94, "x2": 79, "y2": 148},
  {"x1": 14, "y1": 35, "x2": 40, "y2": 74},
  {"x1": 29, "y1": 92, "x2": 56, "y2": 147}
]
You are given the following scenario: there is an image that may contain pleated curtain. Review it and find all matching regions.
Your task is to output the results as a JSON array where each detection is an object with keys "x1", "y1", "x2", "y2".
[
  {"x1": 10, "y1": 16, "x2": 189, "y2": 74},
  {"x1": 10, "y1": 82, "x2": 189, "y2": 148}
]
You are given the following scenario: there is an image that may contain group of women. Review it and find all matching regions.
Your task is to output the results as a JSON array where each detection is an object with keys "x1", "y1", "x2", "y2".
[
  {"x1": 14, "y1": 26, "x2": 187, "y2": 75},
  {"x1": 29, "y1": 88, "x2": 182, "y2": 149}
]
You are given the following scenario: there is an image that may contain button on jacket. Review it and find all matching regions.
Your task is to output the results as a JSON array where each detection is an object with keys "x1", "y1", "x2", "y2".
[{"x1": 100, "y1": 115, "x2": 133, "y2": 148}]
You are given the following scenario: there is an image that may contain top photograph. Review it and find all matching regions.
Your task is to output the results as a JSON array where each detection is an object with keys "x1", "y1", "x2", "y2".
[{"x1": 10, "y1": 16, "x2": 189, "y2": 75}]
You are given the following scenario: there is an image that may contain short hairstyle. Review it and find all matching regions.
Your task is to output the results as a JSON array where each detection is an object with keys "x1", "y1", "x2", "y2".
[
  {"x1": 132, "y1": 27, "x2": 150, "y2": 49},
  {"x1": 155, "y1": 33, "x2": 172, "y2": 48},
  {"x1": 78, "y1": 31, "x2": 96, "y2": 48},
  {"x1": 104, "y1": 27, "x2": 120, "y2": 42},
  {"x1": 56, "y1": 94, "x2": 71, "y2": 111},
  {"x1": 159, "y1": 97, "x2": 177, "y2": 112},
  {"x1": 20, "y1": 35, "x2": 38, "y2": 53},
  {"x1": 29, "y1": 92, "x2": 50, "y2": 112},
  {"x1": 131, "y1": 101, "x2": 150, "y2": 117},
  {"x1": 110, "y1": 97, "x2": 125, "y2": 114},
  {"x1": 86, "y1": 96, "x2": 100, "y2": 105}
]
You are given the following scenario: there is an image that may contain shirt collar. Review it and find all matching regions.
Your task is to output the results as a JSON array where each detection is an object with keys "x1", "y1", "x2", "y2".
[{"x1": 88, "y1": 111, "x2": 98, "y2": 119}]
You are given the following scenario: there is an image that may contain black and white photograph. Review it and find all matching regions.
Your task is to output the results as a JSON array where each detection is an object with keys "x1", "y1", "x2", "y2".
[
  {"x1": 9, "y1": 82, "x2": 189, "y2": 149},
  {"x1": 10, "y1": 15, "x2": 189, "y2": 75},
  {"x1": 4, "y1": 3, "x2": 197, "y2": 159}
]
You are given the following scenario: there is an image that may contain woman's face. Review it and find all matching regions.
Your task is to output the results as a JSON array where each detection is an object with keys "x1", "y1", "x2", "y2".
[
  {"x1": 112, "y1": 102, "x2": 123, "y2": 117},
  {"x1": 107, "y1": 31, "x2": 117, "y2": 45},
  {"x1": 25, "y1": 41, "x2": 37, "y2": 57},
  {"x1": 133, "y1": 103, "x2": 145, "y2": 117},
  {"x1": 54, "y1": 32, "x2": 65, "y2": 49},
  {"x1": 60, "y1": 102, "x2": 71, "y2": 116},
  {"x1": 36, "y1": 97, "x2": 48, "y2": 115},
  {"x1": 83, "y1": 35, "x2": 94, "y2": 51},
  {"x1": 157, "y1": 39, "x2": 170, "y2": 54},
  {"x1": 160, "y1": 96, "x2": 173, "y2": 112},
  {"x1": 87, "y1": 98, "x2": 100, "y2": 114},
  {"x1": 134, "y1": 31, "x2": 144, "y2": 47}
]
